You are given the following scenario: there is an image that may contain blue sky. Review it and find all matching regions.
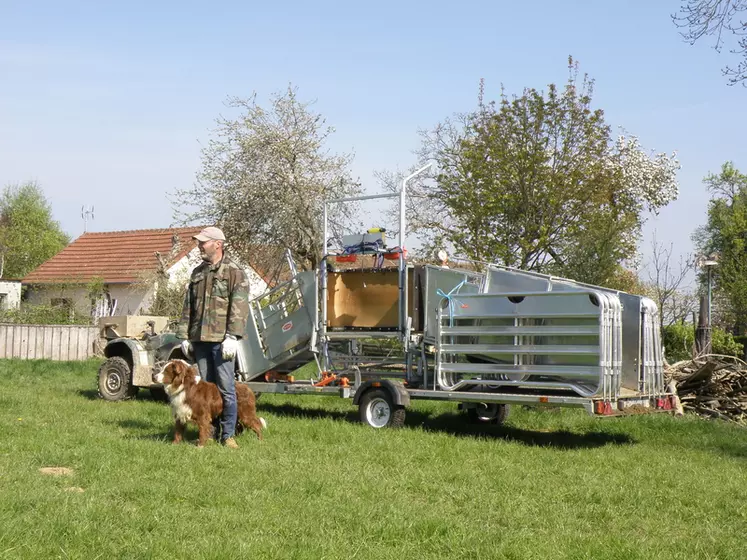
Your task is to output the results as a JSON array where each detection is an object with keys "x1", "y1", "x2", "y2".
[{"x1": 1, "y1": 0, "x2": 744, "y2": 279}]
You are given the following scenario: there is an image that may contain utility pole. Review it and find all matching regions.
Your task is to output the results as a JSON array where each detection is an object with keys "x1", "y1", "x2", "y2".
[{"x1": 695, "y1": 253, "x2": 719, "y2": 356}]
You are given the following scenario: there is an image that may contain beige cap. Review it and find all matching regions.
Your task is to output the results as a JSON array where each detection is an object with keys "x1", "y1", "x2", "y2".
[{"x1": 193, "y1": 226, "x2": 226, "y2": 242}]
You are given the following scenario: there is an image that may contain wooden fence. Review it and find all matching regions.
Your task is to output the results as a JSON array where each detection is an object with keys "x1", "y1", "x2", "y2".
[{"x1": 0, "y1": 324, "x2": 101, "y2": 361}]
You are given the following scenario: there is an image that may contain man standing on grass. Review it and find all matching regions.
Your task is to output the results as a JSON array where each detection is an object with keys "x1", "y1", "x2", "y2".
[{"x1": 175, "y1": 226, "x2": 250, "y2": 449}]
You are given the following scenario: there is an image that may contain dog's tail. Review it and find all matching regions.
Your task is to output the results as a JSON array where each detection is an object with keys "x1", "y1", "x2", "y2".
[{"x1": 260, "y1": 417, "x2": 267, "y2": 429}]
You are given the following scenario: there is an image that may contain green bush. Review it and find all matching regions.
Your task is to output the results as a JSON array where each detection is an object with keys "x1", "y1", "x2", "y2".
[
  {"x1": 0, "y1": 303, "x2": 92, "y2": 325},
  {"x1": 662, "y1": 323, "x2": 744, "y2": 362},
  {"x1": 713, "y1": 328, "x2": 745, "y2": 358},
  {"x1": 147, "y1": 282, "x2": 186, "y2": 322}
]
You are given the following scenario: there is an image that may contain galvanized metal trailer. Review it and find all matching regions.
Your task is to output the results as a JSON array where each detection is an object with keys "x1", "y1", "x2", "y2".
[{"x1": 231, "y1": 172, "x2": 676, "y2": 428}]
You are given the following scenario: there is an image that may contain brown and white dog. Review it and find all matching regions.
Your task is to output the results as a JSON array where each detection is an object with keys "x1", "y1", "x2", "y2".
[{"x1": 153, "y1": 359, "x2": 266, "y2": 446}]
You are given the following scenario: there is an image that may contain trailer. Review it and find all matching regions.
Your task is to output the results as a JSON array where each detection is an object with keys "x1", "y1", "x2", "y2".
[{"x1": 229, "y1": 173, "x2": 676, "y2": 428}]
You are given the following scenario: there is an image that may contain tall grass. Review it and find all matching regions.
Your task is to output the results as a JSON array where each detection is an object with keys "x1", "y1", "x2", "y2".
[{"x1": 0, "y1": 359, "x2": 745, "y2": 559}]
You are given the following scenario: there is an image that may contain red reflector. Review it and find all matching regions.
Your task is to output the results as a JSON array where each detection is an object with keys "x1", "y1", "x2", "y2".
[
  {"x1": 539, "y1": 397, "x2": 549, "y2": 403},
  {"x1": 335, "y1": 255, "x2": 357, "y2": 263},
  {"x1": 372, "y1": 382, "x2": 381, "y2": 388}
]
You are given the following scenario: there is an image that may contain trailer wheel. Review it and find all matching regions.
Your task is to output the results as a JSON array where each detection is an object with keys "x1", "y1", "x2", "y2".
[
  {"x1": 98, "y1": 357, "x2": 138, "y2": 401},
  {"x1": 466, "y1": 403, "x2": 509, "y2": 425},
  {"x1": 359, "y1": 389, "x2": 405, "y2": 429}
]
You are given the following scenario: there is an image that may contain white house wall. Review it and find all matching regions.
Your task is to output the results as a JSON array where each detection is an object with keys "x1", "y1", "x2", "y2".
[
  {"x1": 25, "y1": 284, "x2": 150, "y2": 317},
  {"x1": 165, "y1": 249, "x2": 268, "y2": 300},
  {"x1": 0, "y1": 281, "x2": 21, "y2": 310},
  {"x1": 106, "y1": 284, "x2": 151, "y2": 315},
  {"x1": 24, "y1": 249, "x2": 269, "y2": 319},
  {"x1": 25, "y1": 286, "x2": 90, "y2": 315}
]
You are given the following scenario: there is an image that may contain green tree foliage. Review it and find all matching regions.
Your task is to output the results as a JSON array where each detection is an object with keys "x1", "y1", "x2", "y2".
[
  {"x1": 662, "y1": 322, "x2": 744, "y2": 362},
  {"x1": 401, "y1": 58, "x2": 679, "y2": 286},
  {"x1": 693, "y1": 162, "x2": 747, "y2": 329},
  {"x1": 174, "y1": 86, "x2": 361, "y2": 275},
  {"x1": 0, "y1": 182, "x2": 70, "y2": 279}
]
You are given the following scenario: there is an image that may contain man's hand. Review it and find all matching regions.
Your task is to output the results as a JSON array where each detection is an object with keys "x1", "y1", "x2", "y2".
[
  {"x1": 221, "y1": 334, "x2": 238, "y2": 360},
  {"x1": 180, "y1": 339, "x2": 193, "y2": 359}
]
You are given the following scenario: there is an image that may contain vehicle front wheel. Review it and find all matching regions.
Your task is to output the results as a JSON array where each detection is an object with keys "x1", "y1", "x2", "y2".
[
  {"x1": 358, "y1": 389, "x2": 405, "y2": 429},
  {"x1": 98, "y1": 357, "x2": 138, "y2": 401}
]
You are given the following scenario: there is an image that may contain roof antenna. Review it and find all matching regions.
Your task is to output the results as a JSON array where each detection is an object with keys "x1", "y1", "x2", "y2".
[{"x1": 81, "y1": 205, "x2": 95, "y2": 233}]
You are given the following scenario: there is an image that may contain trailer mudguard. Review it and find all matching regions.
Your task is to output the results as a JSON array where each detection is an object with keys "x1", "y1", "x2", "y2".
[{"x1": 353, "y1": 379, "x2": 411, "y2": 407}]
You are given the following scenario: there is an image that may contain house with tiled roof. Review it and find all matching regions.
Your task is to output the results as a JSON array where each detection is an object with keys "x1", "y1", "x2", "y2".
[{"x1": 22, "y1": 227, "x2": 269, "y2": 318}]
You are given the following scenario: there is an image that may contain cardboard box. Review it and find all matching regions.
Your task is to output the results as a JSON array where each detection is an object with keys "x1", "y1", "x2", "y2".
[
  {"x1": 326, "y1": 270, "x2": 413, "y2": 328},
  {"x1": 98, "y1": 315, "x2": 169, "y2": 339}
]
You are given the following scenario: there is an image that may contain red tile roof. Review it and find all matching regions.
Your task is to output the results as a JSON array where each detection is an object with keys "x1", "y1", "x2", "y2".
[{"x1": 22, "y1": 227, "x2": 206, "y2": 284}]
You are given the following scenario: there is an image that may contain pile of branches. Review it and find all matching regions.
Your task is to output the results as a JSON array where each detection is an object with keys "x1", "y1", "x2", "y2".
[{"x1": 665, "y1": 355, "x2": 747, "y2": 425}]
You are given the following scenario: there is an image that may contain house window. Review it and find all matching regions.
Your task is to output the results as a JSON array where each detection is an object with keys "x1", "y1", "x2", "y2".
[{"x1": 0, "y1": 294, "x2": 6, "y2": 310}]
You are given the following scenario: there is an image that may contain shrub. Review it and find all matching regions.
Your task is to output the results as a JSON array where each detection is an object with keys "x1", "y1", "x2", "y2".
[
  {"x1": 0, "y1": 303, "x2": 92, "y2": 325},
  {"x1": 662, "y1": 323, "x2": 744, "y2": 362}
]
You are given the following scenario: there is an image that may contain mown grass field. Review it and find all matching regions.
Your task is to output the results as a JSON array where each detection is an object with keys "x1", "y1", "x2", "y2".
[{"x1": 0, "y1": 359, "x2": 745, "y2": 559}]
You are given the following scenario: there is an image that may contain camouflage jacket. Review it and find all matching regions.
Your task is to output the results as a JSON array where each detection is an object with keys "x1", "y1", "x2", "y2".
[{"x1": 176, "y1": 255, "x2": 250, "y2": 342}]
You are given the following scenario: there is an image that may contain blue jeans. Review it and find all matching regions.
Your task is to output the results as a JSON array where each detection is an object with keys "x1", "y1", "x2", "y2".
[{"x1": 193, "y1": 341, "x2": 237, "y2": 441}]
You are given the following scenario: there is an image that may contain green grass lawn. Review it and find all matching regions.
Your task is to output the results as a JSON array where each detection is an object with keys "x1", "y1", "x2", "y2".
[{"x1": 0, "y1": 359, "x2": 745, "y2": 559}]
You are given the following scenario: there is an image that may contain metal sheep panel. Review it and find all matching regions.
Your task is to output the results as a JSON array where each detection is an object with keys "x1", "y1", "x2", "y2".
[
  {"x1": 434, "y1": 290, "x2": 621, "y2": 399},
  {"x1": 640, "y1": 298, "x2": 664, "y2": 397},
  {"x1": 421, "y1": 265, "x2": 484, "y2": 343},
  {"x1": 238, "y1": 270, "x2": 317, "y2": 380},
  {"x1": 483, "y1": 265, "x2": 664, "y2": 398}
]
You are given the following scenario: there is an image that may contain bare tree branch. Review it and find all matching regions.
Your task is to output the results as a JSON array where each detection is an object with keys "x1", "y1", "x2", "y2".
[{"x1": 673, "y1": 0, "x2": 747, "y2": 85}]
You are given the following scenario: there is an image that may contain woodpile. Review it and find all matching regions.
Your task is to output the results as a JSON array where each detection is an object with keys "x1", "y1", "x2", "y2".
[{"x1": 665, "y1": 355, "x2": 747, "y2": 424}]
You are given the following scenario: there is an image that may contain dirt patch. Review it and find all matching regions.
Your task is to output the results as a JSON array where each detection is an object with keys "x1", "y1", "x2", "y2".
[
  {"x1": 39, "y1": 467, "x2": 74, "y2": 476},
  {"x1": 620, "y1": 405, "x2": 651, "y2": 415}
]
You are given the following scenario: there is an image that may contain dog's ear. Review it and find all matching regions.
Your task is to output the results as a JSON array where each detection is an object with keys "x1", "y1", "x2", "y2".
[{"x1": 175, "y1": 360, "x2": 189, "y2": 376}]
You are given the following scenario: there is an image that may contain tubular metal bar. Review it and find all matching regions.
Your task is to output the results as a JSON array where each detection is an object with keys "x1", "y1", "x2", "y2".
[
  {"x1": 324, "y1": 331, "x2": 403, "y2": 339},
  {"x1": 243, "y1": 382, "x2": 351, "y2": 398},
  {"x1": 433, "y1": 378, "x2": 600, "y2": 397},
  {"x1": 440, "y1": 325, "x2": 600, "y2": 335},
  {"x1": 320, "y1": 256, "x2": 329, "y2": 372},
  {"x1": 439, "y1": 344, "x2": 601, "y2": 355},
  {"x1": 406, "y1": 388, "x2": 596, "y2": 411},
  {"x1": 399, "y1": 164, "x2": 432, "y2": 349},
  {"x1": 327, "y1": 192, "x2": 401, "y2": 204}
]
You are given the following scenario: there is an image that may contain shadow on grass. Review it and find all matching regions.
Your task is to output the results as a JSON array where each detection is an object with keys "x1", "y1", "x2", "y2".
[
  {"x1": 78, "y1": 388, "x2": 169, "y2": 402},
  {"x1": 78, "y1": 389, "x2": 100, "y2": 400},
  {"x1": 259, "y1": 403, "x2": 634, "y2": 449},
  {"x1": 112, "y1": 418, "x2": 186, "y2": 443},
  {"x1": 260, "y1": 403, "x2": 359, "y2": 423}
]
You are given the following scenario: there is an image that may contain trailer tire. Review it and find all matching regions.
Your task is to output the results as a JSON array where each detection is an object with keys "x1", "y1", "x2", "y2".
[
  {"x1": 98, "y1": 357, "x2": 138, "y2": 401},
  {"x1": 466, "y1": 403, "x2": 509, "y2": 425},
  {"x1": 358, "y1": 389, "x2": 405, "y2": 429}
]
